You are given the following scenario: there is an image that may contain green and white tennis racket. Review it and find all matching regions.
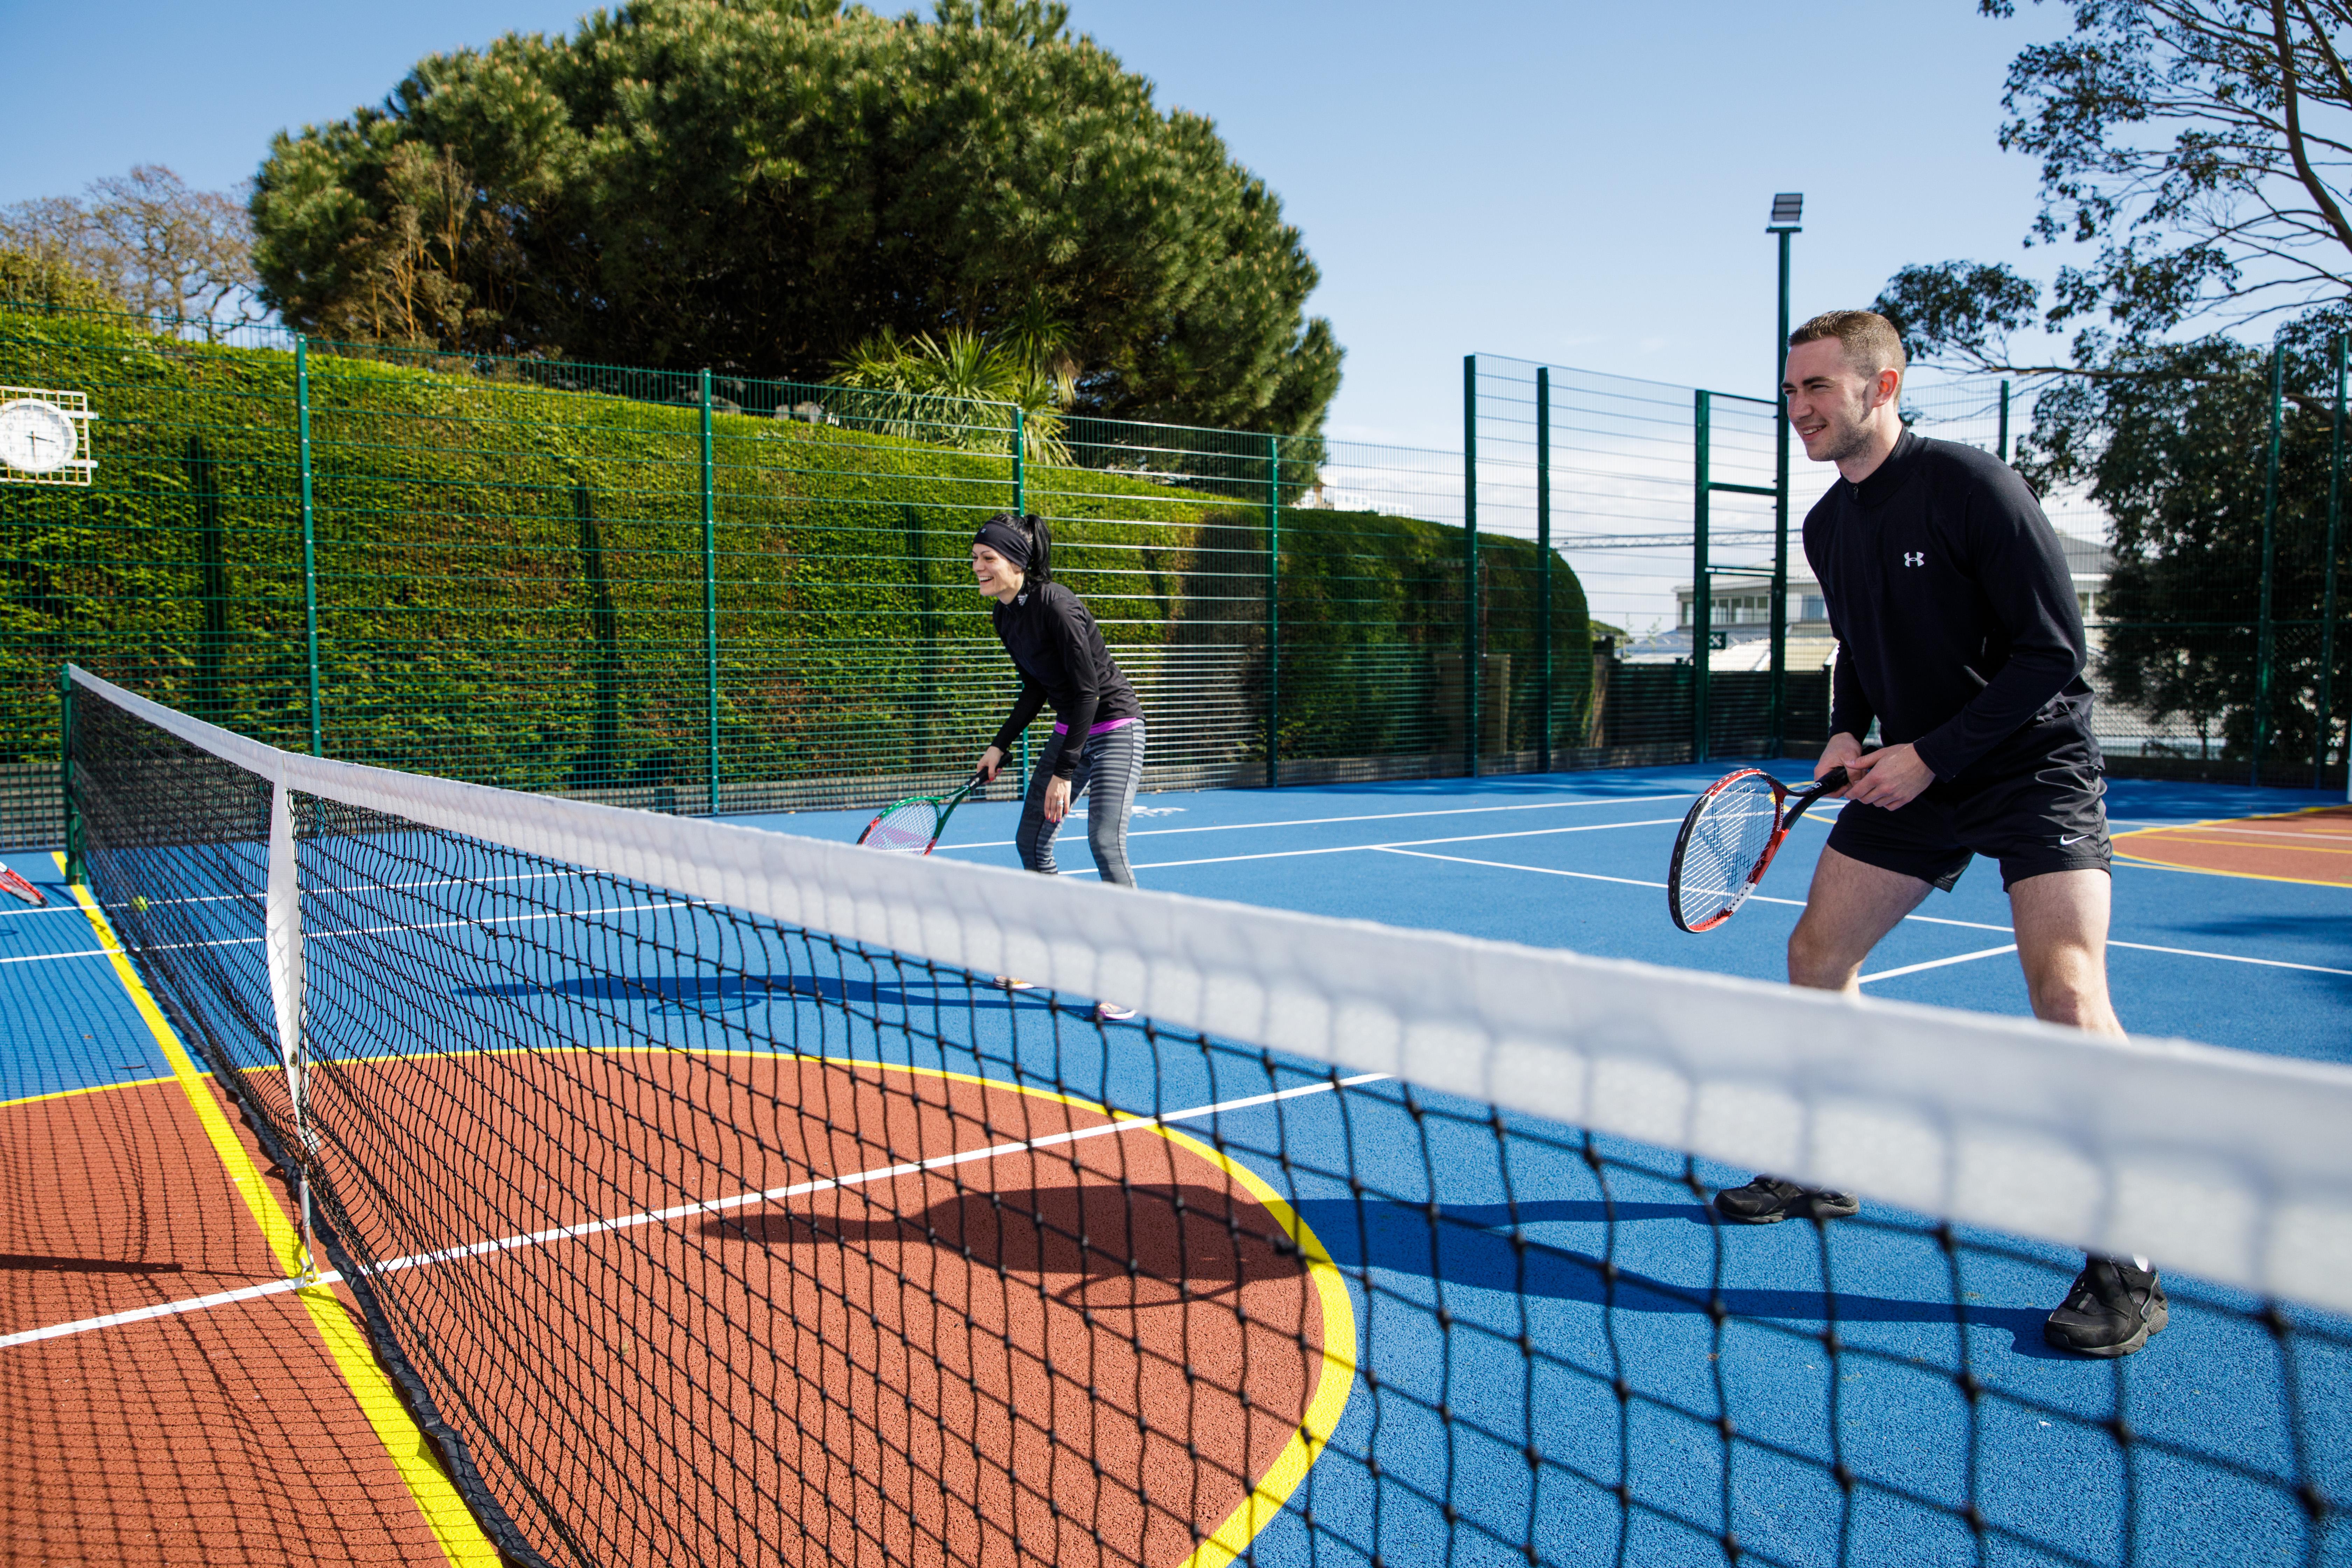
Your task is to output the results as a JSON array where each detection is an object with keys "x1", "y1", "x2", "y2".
[{"x1": 857, "y1": 775, "x2": 986, "y2": 854}]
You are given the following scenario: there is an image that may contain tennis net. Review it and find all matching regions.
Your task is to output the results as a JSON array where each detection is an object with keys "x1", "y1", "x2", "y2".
[{"x1": 60, "y1": 666, "x2": 2352, "y2": 1568}]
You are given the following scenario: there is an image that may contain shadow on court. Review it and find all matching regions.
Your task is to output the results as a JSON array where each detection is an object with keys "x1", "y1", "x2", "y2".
[
  {"x1": 1286, "y1": 1198, "x2": 2062, "y2": 1353},
  {"x1": 702, "y1": 1183, "x2": 2058, "y2": 1353}
]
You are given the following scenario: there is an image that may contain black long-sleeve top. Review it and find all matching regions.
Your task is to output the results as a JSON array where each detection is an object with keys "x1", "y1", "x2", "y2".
[
  {"x1": 1802, "y1": 430, "x2": 2098, "y2": 782},
  {"x1": 987, "y1": 581, "x2": 1143, "y2": 778}
]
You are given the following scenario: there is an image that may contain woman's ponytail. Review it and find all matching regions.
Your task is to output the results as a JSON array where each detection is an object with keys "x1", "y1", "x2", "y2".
[{"x1": 1023, "y1": 513, "x2": 1053, "y2": 584}]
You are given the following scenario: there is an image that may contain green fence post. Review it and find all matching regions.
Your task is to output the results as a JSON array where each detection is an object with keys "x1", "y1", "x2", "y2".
[
  {"x1": 701, "y1": 368, "x2": 719, "y2": 817},
  {"x1": 1997, "y1": 379, "x2": 2012, "y2": 463},
  {"x1": 1462, "y1": 355, "x2": 1481, "y2": 779},
  {"x1": 2254, "y1": 344, "x2": 2283, "y2": 786},
  {"x1": 1536, "y1": 367, "x2": 1553, "y2": 773},
  {"x1": 296, "y1": 335, "x2": 324, "y2": 756},
  {"x1": 1265, "y1": 433, "x2": 1281, "y2": 789},
  {"x1": 2321, "y1": 334, "x2": 2346, "y2": 791},
  {"x1": 1014, "y1": 406, "x2": 1029, "y2": 795},
  {"x1": 1693, "y1": 390, "x2": 1713, "y2": 764},
  {"x1": 58, "y1": 666, "x2": 82, "y2": 884}
]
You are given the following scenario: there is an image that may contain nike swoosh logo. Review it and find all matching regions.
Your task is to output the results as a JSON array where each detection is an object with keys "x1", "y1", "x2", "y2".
[{"x1": 2059, "y1": 834, "x2": 2091, "y2": 845}]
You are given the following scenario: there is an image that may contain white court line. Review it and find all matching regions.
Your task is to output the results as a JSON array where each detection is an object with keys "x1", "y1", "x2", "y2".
[
  {"x1": 1036, "y1": 818, "x2": 1687, "y2": 877},
  {"x1": 0, "y1": 899, "x2": 697, "y2": 969},
  {"x1": 1859, "y1": 945, "x2": 2019, "y2": 984},
  {"x1": 941, "y1": 792, "x2": 1695, "y2": 851},
  {"x1": 307, "y1": 899, "x2": 691, "y2": 944},
  {"x1": 1374, "y1": 848, "x2": 2352, "y2": 978},
  {"x1": 120, "y1": 868, "x2": 593, "y2": 916},
  {"x1": 0, "y1": 947, "x2": 109, "y2": 966},
  {"x1": 0, "y1": 1069, "x2": 1391, "y2": 1352}
]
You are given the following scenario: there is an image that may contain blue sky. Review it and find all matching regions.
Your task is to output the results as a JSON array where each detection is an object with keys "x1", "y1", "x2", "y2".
[{"x1": 1, "y1": 0, "x2": 2077, "y2": 448}]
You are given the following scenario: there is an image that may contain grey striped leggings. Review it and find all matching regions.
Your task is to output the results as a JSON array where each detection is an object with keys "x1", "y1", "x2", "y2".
[{"x1": 1017, "y1": 720, "x2": 1147, "y2": 885}]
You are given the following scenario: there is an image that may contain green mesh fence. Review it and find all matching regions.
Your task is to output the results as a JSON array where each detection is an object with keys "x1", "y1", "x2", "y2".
[
  {"x1": 1468, "y1": 355, "x2": 1831, "y2": 768},
  {"x1": 15, "y1": 301, "x2": 2334, "y2": 853},
  {"x1": 1471, "y1": 347, "x2": 2351, "y2": 796},
  {"x1": 0, "y1": 304, "x2": 1589, "y2": 847},
  {"x1": 1901, "y1": 363, "x2": 2350, "y2": 792}
]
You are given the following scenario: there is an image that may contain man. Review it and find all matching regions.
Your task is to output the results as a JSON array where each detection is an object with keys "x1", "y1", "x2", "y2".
[{"x1": 1709, "y1": 309, "x2": 2166, "y2": 1359}]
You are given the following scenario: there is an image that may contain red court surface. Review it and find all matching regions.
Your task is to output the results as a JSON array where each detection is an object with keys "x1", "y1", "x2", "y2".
[
  {"x1": 2110, "y1": 803, "x2": 2352, "y2": 886},
  {"x1": 301, "y1": 1052, "x2": 1340, "y2": 1568},
  {"x1": 5, "y1": 1052, "x2": 1344, "y2": 1568},
  {"x1": 2, "y1": 1077, "x2": 454, "y2": 1564}
]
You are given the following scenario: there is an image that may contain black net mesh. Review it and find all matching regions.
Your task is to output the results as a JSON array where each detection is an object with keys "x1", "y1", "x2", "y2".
[{"x1": 62, "y1": 678, "x2": 2352, "y2": 1568}]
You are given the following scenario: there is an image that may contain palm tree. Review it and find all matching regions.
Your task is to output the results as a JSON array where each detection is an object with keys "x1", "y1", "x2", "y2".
[{"x1": 831, "y1": 304, "x2": 1074, "y2": 465}]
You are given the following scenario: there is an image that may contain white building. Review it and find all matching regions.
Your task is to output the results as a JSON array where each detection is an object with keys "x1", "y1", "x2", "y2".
[{"x1": 1618, "y1": 535, "x2": 2112, "y2": 668}]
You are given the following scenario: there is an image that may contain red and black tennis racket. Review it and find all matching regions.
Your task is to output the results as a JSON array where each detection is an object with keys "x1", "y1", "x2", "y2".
[
  {"x1": 1667, "y1": 766, "x2": 1848, "y2": 932},
  {"x1": 857, "y1": 775, "x2": 986, "y2": 855},
  {"x1": 0, "y1": 868, "x2": 45, "y2": 906}
]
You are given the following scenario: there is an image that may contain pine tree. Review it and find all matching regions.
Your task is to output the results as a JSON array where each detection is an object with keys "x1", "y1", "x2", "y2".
[{"x1": 250, "y1": 0, "x2": 1341, "y2": 438}]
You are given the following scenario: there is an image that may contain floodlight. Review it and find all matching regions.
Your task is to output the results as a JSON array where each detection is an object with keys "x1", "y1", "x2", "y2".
[{"x1": 1769, "y1": 192, "x2": 1804, "y2": 230}]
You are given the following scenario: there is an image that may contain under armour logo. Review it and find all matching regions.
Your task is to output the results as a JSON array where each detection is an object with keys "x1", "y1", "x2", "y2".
[{"x1": 1903, "y1": 552, "x2": 1925, "y2": 567}]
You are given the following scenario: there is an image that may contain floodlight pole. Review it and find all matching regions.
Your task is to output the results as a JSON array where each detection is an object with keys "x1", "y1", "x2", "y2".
[{"x1": 1767, "y1": 200, "x2": 1801, "y2": 761}]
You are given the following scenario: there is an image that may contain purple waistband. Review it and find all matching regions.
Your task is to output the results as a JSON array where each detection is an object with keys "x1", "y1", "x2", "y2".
[{"x1": 1052, "y1": 715, "x2": 1139, "y2": 737}]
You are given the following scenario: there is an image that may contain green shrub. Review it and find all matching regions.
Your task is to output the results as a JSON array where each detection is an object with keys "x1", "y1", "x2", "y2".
[{"x1": 0, "y1": 305, "x2": 1587, "y2": 797}]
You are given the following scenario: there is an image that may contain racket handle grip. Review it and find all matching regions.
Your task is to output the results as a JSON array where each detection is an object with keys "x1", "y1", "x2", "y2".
[{"x1": 1813, "y1": 765, "x2": 1849, "y2": 794}]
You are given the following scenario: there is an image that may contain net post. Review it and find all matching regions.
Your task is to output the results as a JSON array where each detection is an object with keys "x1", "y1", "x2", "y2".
[
  {"x1": 2322, "y1": 334, "x2": 2346, "y2": 793},
  {"x1": 295, "y1": 336, "x2": 324, "y2": 757},
  {"x1": 1265, "y1": 432, "x2": 1281, "y2": 789},
  {"x1": 1536, "y1": 367, "x2": 1553, "y2": 774},
  {"x1": 1693, "y1": 389, "x2": 1712, "y2": 765},
  {"x1": 2254, "y1": 343, "x2": 2282, "y2": 787},
  {"x1": 1462, "y1": 355, "x2": 1480, "y2": 779},
  {"x1": 264, "y1": 778, "x2": 320, "y2": 1286},
  {"x1": 57, "y1": 665, "x2": 82, "y2": 885},
  {"x1": 1997, "y1": 378, "x2": 2011, "y2": 463}
]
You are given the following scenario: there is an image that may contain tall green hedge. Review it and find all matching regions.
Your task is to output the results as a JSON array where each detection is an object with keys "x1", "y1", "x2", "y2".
[{"x1": 1, "y1": 304, "x2": 1587, "y2": 799}]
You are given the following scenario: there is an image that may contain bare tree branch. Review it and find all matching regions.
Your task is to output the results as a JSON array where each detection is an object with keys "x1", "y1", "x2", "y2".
[
  {"x1": 2274, "y1": 0, "x2": 2352, "y2": 253},
  {"x1": 0, "y1": 165, "x2": 260, "y2": 334}
]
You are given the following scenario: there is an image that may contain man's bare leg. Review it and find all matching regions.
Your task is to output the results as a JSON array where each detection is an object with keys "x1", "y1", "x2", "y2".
[
  {"x1": 2008, "y1": 869, "x2": 2122, "y2": 1034},
  {"x1": 2004, "y1": 864, "x2": 2161, "y2": 1353},
  {"x1": 1786, "y1": 844, "x2": 1934, "y2": 993},
  {"x1": 1718, "y1": 845, "x2": 1935, "y2": 1225}
]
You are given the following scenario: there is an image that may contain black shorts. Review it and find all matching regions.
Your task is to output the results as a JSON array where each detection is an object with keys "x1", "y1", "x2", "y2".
[{"x1": 1824, "y1": 755, "x2": 2111, "y2": 892}]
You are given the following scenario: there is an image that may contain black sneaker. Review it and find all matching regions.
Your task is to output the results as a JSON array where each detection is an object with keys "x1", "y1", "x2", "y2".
[
  {"x1": 2043, "y1": 1257, "x2": 2168, "y2": 1358},
  {"x1": 1712, "y1": 1175, "x2": 1860, "y2": 1224}
]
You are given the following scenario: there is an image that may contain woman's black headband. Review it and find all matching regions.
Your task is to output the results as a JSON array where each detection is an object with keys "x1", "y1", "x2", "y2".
[{"x1": 974, "y1": 516, "x2": 1033, "y2": 570}]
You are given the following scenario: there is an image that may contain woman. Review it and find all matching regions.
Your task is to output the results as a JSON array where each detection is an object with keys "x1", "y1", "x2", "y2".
[{"x1": 970, "y1": 511, "x2": 1146, "y2": 1022}]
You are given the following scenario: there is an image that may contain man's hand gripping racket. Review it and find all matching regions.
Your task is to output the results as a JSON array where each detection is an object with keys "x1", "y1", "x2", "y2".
[
  {"x1": 1667, "y1": 765, "x2": 1848, "y2": 933},
  {"x1": 857, "y1": 775, "x2": 987, "y2": 855}
]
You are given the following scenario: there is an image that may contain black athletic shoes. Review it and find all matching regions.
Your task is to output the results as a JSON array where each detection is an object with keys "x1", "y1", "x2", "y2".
[
  {"x1": 1711, "y1": 1175, "x2": 1861, "y2": 1224},
  {"x1": 2044, "y1": 1256, "x2": 2168, "y2": 1358},
  {"x1": 1711, "y1": 1183, "x2": 2170, "y2": 1359}
]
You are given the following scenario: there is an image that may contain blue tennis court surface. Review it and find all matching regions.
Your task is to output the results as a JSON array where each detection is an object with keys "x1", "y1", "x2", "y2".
[
  {"x1": 6, "y1": 760, "x2": 2347, "y2": 1567},
  {"x1": 754, "y1": 761, "x2": 2352, "y2": 1065}
]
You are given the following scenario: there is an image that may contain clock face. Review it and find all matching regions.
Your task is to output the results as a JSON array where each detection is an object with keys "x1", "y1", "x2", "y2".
[{"x1": 0, "y1": 398, "x2": 79, "y2": 475}]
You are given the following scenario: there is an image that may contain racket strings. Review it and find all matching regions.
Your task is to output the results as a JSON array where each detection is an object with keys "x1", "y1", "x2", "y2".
[
  {"x1": 861, "y1": 800, "x2": 941, "y2": 853},
  {"x1": 1673, "y1": 778, "x2": 1782, "y2": 927}
]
